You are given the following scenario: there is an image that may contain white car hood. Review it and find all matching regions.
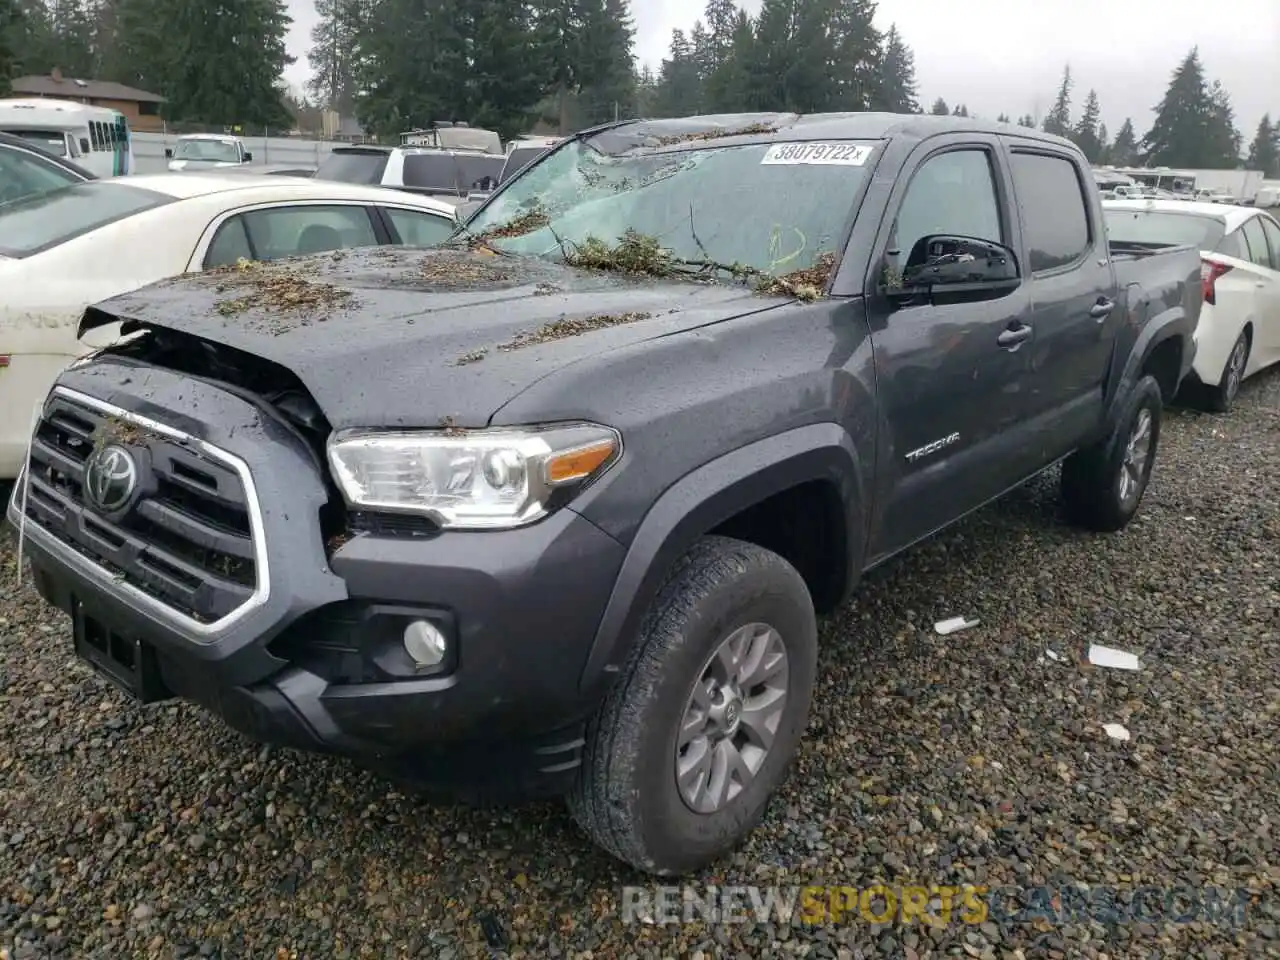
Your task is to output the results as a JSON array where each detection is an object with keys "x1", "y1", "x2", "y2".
[{"x1": 168, "y1": 159, "x2": 239, "y2": 170}]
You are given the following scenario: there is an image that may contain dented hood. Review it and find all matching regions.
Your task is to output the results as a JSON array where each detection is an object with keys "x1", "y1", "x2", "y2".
[{"x1": 79, "y1": 247, "x2": 783, "y2": 429}]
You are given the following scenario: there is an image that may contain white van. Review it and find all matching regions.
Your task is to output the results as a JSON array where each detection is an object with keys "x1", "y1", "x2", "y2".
[{"x1": 0, "y1": 98, "x2": 135, "y2": 178}]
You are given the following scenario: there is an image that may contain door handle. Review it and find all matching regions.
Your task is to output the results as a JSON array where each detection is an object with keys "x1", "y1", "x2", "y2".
[
  {"x1": 997, "y1": 324, "x2": 1032, "y2": 349},
  {"x1": 1090, "y1": 298, "x2": 1114, "y2": 318}
]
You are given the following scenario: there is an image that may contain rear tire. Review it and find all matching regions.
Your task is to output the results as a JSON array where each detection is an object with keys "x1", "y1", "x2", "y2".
[
  {"x1": 1203, "y1": 330, "x2": 1249, "y2": 413},
  {"x1": 568, "y1": 536, "x2": 817, "y2": 876},
  {"x1": 1060, "y1": 374, "x2": 1162, "y2": 532}
]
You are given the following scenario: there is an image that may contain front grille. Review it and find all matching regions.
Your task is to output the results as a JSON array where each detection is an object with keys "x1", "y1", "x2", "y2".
[{"x1": 20, "y1": 393, "x2": 259, "y2": 625}]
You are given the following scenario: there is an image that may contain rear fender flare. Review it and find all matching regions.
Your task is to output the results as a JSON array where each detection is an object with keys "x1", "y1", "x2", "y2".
[
  {"x1": 1107, "y1": 305, "x2": 1187, "y2": 421},
  {"x1": 576, "y1": 422, "x2": 865, "y2": 696}
]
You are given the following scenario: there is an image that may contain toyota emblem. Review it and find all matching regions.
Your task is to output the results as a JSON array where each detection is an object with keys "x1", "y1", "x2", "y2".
[{"x1": 84, "y1": 444, "x2": 139, "y2": 513}]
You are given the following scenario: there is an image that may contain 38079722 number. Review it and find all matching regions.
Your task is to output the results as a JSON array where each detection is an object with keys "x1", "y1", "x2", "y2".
[{"x1": 760, "y1": 142, "x2": 872, "y2": 165}]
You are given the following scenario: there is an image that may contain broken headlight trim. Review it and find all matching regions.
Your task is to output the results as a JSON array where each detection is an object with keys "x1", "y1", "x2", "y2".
[{"x1": 326, "y1": 423, "x2": 621, "y2": 529}]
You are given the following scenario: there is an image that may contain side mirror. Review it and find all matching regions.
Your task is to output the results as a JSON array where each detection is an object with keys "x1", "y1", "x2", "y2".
[
  {"x1": 244, "y1": 151, "x2": 253, "y2": 162},
  {"x1": 888, "y1": 235, "x2": 1020, "y2": 303},
  {"x1": 164, "y1": 148, "x2": 173, "y2": 158}
]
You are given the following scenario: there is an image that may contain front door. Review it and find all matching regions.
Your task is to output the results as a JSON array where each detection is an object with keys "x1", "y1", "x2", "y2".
[{"x1": 864, "y1": 138, "x2": 1036, "y2": 561}]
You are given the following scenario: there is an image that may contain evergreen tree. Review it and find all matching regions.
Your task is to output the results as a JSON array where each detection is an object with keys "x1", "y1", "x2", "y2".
[
  {"x1": 634, "y1": 62, "x2": 657, "y2": 116},
  {"x1": 1042, "y1": 63, "x2": 1071, "y2": 137},
  {"x1": 1096, "y1": 122, "x2": 1109, "y2": 163},
  {"x1": 703, "y1": 6, "x2": 753, "y2": 112},
  {"x1": 951, "y1": 103, "x2": 968, "y2": 116},
  {"x1": 14, "y1": 0, "x2": 95, "y2": 77},
  {"x1": 701, "y1": 0, "x2": 743, "y2": 111},
  {"x1": 1152, "y1": 48, "x2": 1218, "y2": 167},
  {"x1": 164, "y1": 0, "x2": 294, "y2": 127},
  {"x1": 1071, "y1": 88, "x2": 1102, "y2": 162},
  {"x1": 96, "y1": 0, "x2": 171, "y2": 95},
  {"x1": 1109, "y1": 118, "x2": 1138, "y2": 165},
  {"x1": 929, "y1": 97, "x2": 948, "y2": 115},
  {"x1": 1246, "y1": 114, "x2": 1279, "y2": 177},
  {"x1": 531, "y1": 0, "x2": 635, "y2": 131},
  {"x1": 996, "y1": 113, "x2": 1010, "y2": 123},
  {"x1": 351, "y1": 0, "x2": 435, "y2": 136},
  {"x1": 653, "y1": 28, "x2": 700, "y2": 117},
  {"x1": 0, "y1": 0, "x2": 21, "y2": 92},
  {"x1": 307, "y1": 0, "x2": 361, "y2": 114},
  {"x1": 828, "y1": 0, "x2": 880, "y2": 111},
  {"x1": 688, "y1": 18, "x2": 710, "y2": 94},
  {"x1": 869, "y1": 23, "x2": 916, "y2": 112},
  {"x1": 470, "y1": 0, "x2": 551, "y2": 134},
  {"x1": 1016, "y1": 114, "x2": 1035, "y2": 127},
  {"x1": 750, "y1": 0, "x2": 791, "y2": 111},
  {"x1": 575, "y1": 0, "x2": 637, "y2": 124},
  {"x1": 1205, "y1": 79, "x2": 1240, "y2": 167}
]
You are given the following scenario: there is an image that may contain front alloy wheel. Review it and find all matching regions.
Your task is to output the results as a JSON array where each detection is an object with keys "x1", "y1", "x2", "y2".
[
  {"x1": 568, "y1": 536, "x2": 817, "y2": 876},
  {"x1": 676, "y1": 622, "x2": 789, "y2": 814}
]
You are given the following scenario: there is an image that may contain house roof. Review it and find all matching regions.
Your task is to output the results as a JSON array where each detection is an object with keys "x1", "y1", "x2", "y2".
[{"x1": 10, "y1": 75, "x2": 166, "y2": 104}]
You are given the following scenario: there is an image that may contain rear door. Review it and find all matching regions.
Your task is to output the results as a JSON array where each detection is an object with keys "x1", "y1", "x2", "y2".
[
  {"x1": 1003, "y1": 140, "x2": 1117, "y2": 455},
  {"x1": 1249, "y1": 214, "x2": 1280, "y2": 366}
]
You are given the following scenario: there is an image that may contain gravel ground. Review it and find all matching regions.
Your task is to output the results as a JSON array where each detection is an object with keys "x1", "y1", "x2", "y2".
[{"x1": 2, "y1": 372, "x2": 1278, "y2": 959}]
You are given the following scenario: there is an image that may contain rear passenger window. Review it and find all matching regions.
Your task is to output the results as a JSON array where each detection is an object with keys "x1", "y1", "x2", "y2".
[
  {"x1": 1260, "y1": 216, "x2": 1280, "y2": 270},
  {"x1": 1241, "y1": 217, "x2": 1272, "y2": 269},
  {"x1": 893, "y1": 149, "x2": 1003, "y2": 268},
  {"x1": 383, "y1": 207, "x2": 455, "y2": 247},
  {"x1": 240, "y1": 205, "x2": 377, "y2": 261},
  {"x1": 1010, "y1": 152, "x2": 1091, "y2": 272},
  {"x1": 204, "y1": 216, "x2": 254, "y2": 268},
  {"x1": 1216, "y1": 230, "x2": 1245, "y2": 259}
]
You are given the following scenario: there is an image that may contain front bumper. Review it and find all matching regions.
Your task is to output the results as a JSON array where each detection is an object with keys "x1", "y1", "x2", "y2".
[{"x1": 8, "y1": 359, "x2": 626, "y2": 791}]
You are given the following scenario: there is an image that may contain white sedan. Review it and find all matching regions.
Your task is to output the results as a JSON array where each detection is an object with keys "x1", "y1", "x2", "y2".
[
  {"x1": 0, "y1": 172, "x2": 459, "y2": 477},
  {"x1": 1103, "y1": 199, "x2": 1280, "y2": 411}
]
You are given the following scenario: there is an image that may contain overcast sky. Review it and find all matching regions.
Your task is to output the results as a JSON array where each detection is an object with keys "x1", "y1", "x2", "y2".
[{"x1": 283, "y1": 0, "x2": 1279, "y2": 139}]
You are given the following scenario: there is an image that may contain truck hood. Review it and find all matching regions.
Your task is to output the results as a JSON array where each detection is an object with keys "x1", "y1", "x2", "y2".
[{"x1": 79, "y1": 246, "x2": 788, "y2": 428}]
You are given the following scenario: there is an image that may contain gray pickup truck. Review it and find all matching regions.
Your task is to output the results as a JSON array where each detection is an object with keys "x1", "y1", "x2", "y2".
[{"x1": 8, "y1": 112, "x2": 1201, "y2": 876}]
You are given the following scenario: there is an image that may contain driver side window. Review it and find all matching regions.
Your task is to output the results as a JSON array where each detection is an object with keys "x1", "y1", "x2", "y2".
[{"x1": 892, "y1": 149, "x2": 1002, "y2": 272}]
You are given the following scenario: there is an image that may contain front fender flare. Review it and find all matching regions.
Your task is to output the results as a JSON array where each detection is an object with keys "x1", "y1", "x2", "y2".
[{"x1": 576, "y1": 422, "x2": 866, "y2": 696}]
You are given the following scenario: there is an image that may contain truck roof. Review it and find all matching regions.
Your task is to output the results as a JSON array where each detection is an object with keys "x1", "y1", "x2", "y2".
[{"x1": 587, "y1": 112, "x2": 1080, "y2": 152}]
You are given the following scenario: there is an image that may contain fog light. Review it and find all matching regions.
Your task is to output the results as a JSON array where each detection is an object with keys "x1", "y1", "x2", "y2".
[{"x1": 403, "y1": 619, "x2": 447, "y2": 669}]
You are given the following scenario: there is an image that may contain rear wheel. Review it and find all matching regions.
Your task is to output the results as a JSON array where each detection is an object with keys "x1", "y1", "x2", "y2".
[
  {"x1": 1060, "y1": 374, "x2": 1162, "y2": 532},
  {"x1": 1203, "y1": 330, "x2": 1250, "y2": 413},
  {"x1": 568, "y1": 536, "x2": 817, "y2": 875}
]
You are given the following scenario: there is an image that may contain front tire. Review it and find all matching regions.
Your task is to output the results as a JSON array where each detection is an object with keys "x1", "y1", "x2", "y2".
[
  {"x1": 1060, "y1": 374, "x2": 1162, "y2": 532},
  {"x1": 568, "y1": 536, "x2": 817, "y2": 875}
]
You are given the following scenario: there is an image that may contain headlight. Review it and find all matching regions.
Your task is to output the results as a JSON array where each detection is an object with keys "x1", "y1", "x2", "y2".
[{"x1": 326, "y1": 423, "x2": 620, "y2": 529}]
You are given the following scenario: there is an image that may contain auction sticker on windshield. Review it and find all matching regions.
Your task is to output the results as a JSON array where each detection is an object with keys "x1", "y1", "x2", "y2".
[{"x1": 760, "y1": 143, "x2": 873, "y2": 165}]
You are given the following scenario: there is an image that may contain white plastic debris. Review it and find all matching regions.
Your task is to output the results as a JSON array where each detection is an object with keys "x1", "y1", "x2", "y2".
[
  {"x1": 1102, "y1": 723, "x2": 1131, "y2": 742},
  {"x1": 1087, "y1": 644, "x2": 1141, "y2": 671},
  {"x1": 934, "y1": 616, "x2": 980, "y2": 636},
  {"x1": 1045, "y1": 649, "x2": 1067, "y2": 663}
]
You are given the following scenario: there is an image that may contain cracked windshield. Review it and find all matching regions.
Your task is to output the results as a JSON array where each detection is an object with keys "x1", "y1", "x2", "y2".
[{"x1": 465, "y1": 137, "x2": 879, "y2": 279}]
